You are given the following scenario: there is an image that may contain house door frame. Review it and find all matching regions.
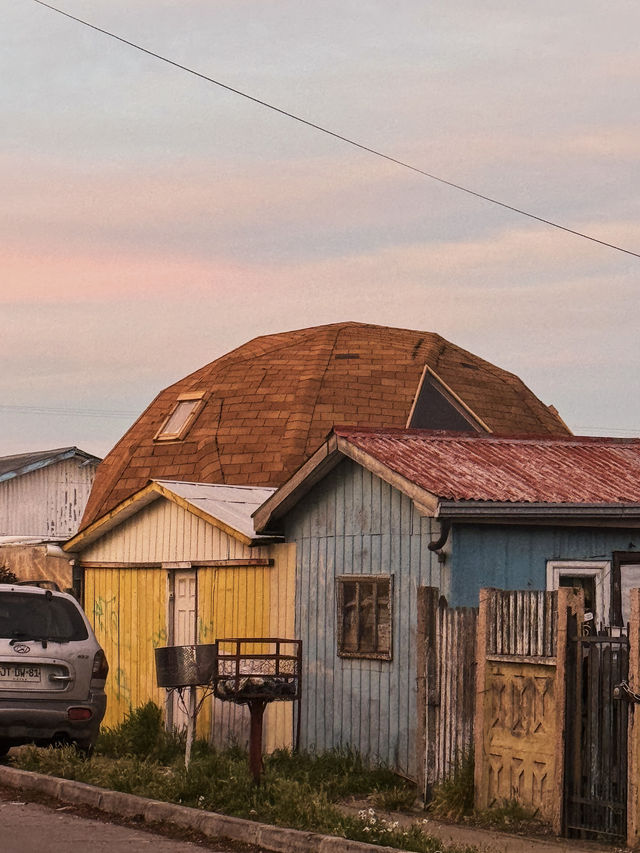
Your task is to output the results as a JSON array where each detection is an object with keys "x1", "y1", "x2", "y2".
[
  {"x1": 547, "y1": 560, "x2": 610, "y2": 629},
  {"x1": 165, "y1": 563, "x2": 197, "y2": 731}
]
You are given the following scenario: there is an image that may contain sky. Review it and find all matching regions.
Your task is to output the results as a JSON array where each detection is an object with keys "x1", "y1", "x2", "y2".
[{"x1": 2, "y1": 0, "x2": 639, "y2": 459}]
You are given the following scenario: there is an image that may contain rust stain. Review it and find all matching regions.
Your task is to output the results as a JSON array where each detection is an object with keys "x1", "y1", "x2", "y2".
[{"x1": 336, "y1": 428, "x2": 640, "y2": 504}]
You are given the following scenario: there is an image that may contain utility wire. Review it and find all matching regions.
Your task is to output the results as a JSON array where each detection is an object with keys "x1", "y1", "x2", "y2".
[
  {"x1": 32, "y1": 0, "x2": 640, "y2": 261},
  {"x1": 0, "y1": 404, "x2": 137, "y2": 419},
  {"x1": 2, "y1": 404, "x2": 638, "y2": 436}
]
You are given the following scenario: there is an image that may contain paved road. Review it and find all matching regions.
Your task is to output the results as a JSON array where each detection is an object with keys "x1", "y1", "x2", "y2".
[{"x1": 0, "y1": 790, "x2": 256, "y2": 853}]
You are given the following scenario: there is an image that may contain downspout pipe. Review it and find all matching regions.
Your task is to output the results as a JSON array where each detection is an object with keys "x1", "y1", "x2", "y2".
[{"x1": 428, "y1": 519, "x2": 451, "y2": 552}]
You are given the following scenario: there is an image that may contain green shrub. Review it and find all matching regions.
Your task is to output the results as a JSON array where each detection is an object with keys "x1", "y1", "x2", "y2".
[{"x1": 96, "y1": 701, "x2": 185, "y2": 763}]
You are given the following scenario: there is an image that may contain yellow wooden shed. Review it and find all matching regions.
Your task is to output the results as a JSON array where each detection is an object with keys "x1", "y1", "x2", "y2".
[{"x1": 64, "y1": 480, "x2": 296, "y2": 752}]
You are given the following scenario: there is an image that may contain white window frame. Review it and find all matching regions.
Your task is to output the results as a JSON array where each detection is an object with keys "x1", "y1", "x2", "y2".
[{"x1": 546, "y1": 560, "x2": 610, "y2": 627}]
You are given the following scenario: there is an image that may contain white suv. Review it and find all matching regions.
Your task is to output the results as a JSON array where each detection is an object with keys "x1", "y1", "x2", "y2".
[{"x1": 0, "y1": 584, "x2": 108, "y2": 753}]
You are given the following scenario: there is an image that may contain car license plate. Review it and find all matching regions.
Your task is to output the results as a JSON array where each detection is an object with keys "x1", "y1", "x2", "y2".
[{"x1": 0, "y1": 664, "x2": 41, "y2": 683}]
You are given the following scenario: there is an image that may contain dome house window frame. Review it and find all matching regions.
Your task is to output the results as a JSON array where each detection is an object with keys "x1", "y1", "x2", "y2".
[{"x1": 154, "y1": 392, "x2": 205, "y2": 442}]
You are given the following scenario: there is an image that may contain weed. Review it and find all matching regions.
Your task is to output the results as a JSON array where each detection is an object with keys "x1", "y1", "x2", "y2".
[
  {"x1": 264, "y1": 746, "x2": 408, "y2": 801},
  {"x1": 474, "y1": 799, "x2": 549, "y2": 835},
  {"x1": 96, "y1": 701, "x2": 185, "y2": 763},
  {"x1": 12, "y1": 702, "x2": 477, "y2": 852},
  {"x1": 370, "y1": 784, "x2": 418, "y2": 812},
  {"x1": 426, "y1": 755, "x2": 550, "y2": 836},
  {"x1": 428, "y1": 755, "x2": 474, "y2": 821},
  {"x1": 350, "y1": 808, "x2": 475, "y2": 852}
]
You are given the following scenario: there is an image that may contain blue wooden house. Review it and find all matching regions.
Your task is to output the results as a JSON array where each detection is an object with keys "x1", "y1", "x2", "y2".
[{"x1": 253, "y1": 428, "x2": 640, "y2": 779}]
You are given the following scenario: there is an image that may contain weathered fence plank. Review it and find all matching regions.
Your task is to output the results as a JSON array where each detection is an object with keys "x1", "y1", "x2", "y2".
[
  {"x1": 418, "y1": 588, "x2": 477, "y2": 801},
  {"x1": 486, "y1": 589, "x2": 557, "y2": 659}
]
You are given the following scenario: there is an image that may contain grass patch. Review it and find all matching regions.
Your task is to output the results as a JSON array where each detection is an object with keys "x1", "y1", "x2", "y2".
[
  {"x1": 474, "y1": 799, "x2": 550, "y2": 835},
  {"x1": 96, "y1": 701, "x2": 186, "y2": 763},
  {"x1": 11, "y1": 702, "x2": 476, "y2": 852},
  {"x1": 428, "y1": 755, "x2": 475, "y2": 821},
  {"x1": 427, "y1": 755, "x2": 550, "y2": 837}
]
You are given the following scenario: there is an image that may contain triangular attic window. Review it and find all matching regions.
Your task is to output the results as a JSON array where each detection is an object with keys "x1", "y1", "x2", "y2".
[{"x1": 407, "y1": 366, "x2": 488, "y2": 432}]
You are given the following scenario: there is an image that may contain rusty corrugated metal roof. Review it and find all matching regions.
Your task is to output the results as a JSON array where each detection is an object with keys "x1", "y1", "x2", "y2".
[{"x1": 335, "y1": 428, "x2": 640, "y2": 504}]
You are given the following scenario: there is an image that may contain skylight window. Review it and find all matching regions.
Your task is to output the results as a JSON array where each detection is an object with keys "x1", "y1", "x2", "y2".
[{"x1": 154, "y1": 393, "x2": 204, "y2": 441}]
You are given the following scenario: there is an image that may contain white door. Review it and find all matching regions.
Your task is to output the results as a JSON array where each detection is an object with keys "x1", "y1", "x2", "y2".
[
  {"x1": 172, "y1": 570, "x2": 197, "y2": 730},
  {"x1": 174, "y1": 571, "x2": 197, "y2": 646}
]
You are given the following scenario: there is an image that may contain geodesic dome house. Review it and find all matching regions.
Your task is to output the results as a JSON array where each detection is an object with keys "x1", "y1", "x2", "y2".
[{"x1": 81, "y1": 322, "x2": 569, "y2": 528}]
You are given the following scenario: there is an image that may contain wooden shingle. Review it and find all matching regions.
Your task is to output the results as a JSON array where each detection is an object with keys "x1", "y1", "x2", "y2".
[{"x1": 81, "y1": 321, "x2": 570, "y2": 526}]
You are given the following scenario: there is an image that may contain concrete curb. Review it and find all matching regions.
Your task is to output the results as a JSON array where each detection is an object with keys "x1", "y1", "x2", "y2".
[{"x1": 0, "y1": 765, "x2": 409, "y2": 853}]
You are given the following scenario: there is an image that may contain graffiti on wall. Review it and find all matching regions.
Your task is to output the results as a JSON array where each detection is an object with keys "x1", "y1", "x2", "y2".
[{"x1": 93, "y1": 594, "x2": 119, "y2": 636}]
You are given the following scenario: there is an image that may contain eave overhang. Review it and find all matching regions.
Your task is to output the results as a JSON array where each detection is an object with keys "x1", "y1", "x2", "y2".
[
  {"x1": 66, "y1": 481, "x2": 283, "y2": 553},
  {"x1": 437, "y1": 501, "x2": 640, "y2": 527},
  {"x1": 253, "y1": 432, "x2": 439, "y2": 532}
]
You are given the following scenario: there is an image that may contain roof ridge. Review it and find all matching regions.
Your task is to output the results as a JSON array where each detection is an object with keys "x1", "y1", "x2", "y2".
[
  {"x1": 192, "y1": 323, "x2": 449, "y2": 373},
  {"x1": 0, "y1": 446, "x2": 78, "y2": 462},
  {"x1": 334, "y1": 426, "x2": 640, "y2": 445},
  {"x1": 154, "y1": 479, "x2": 275, "y2": 491}
]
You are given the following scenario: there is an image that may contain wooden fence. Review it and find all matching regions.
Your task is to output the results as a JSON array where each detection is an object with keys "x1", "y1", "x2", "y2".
[
  {"x1": 417, "y1": 587, "x2": 477, "y2": 800},
  {"x1": 485, "y1": 588, "x2": 557, "y2": 658},
  {"x1": 475, "y1": 587, "x2": 572, "y2": 832}
]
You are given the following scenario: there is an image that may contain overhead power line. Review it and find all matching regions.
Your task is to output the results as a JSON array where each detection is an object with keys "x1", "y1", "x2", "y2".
[
  {"x1": 575, "y1": 426, "x2": 640, "y2": 436},
  {"x1": 32, "y1": 0, "x2": 640, "y2": 261},
  {"x1": 0, "y1": 404, "x2": 137, "y2": 420}
]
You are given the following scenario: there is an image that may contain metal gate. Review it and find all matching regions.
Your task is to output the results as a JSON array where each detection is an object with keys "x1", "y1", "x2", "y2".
[{"x1": 564, "y1": 622, "x2": 629, "y2": 842}]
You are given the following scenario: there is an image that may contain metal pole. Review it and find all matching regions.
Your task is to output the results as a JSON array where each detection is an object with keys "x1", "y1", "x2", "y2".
[
  {"x1": 185, "y1": 685, "x2": 196, "y2": 769},
  {"x1": 248, "y1": 699, "x2": 267, "y2": 784}
]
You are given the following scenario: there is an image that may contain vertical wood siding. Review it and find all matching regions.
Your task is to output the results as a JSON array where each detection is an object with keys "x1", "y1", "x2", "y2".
[
  {"x1": 285, "y1": 459, "x2": 443, "y2": 779},
  {"x1": 85, "y1": 566, "x2": 167, "y2": 727},
  {"x1": 198, "y1": 543, "x2": 296, "y2": 750},
  {"x1": 80, "y1": 501, "x2": 296, "y2": 750},
  {"x1": 0, "y1": 458, "x2": 97, "y2": 538},
  {"x1": 78, "y1": 498, "x2": 257, "y2": 563}
]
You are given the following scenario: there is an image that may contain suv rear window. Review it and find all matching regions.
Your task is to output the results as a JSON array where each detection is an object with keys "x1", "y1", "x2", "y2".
[{"x1": 0, "y1": 592, "x2": 88, "y2": 643}]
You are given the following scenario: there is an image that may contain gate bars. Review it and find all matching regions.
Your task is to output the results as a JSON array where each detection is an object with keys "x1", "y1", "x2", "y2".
[
  {"x1": 564, "y1": 625, "x2": 629, "y2": 841},
  {"x1": 420, "y1": 586, "x2": 640, "y2": 846}
]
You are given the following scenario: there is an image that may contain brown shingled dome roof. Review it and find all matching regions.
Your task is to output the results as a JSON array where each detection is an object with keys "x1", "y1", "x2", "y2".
[{"x1": 81, "y1": 321, "x2": 570, "y2": 526}]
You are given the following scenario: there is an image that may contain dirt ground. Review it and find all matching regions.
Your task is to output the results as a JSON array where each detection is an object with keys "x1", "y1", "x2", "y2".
[{"x1": 338, "y1": 798, "x2": 626, "y2": 853}]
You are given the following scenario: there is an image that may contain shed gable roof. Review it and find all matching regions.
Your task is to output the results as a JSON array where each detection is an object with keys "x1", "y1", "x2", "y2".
[{"x1": 66, "y1": 480, "x2": 277, "y2": 552}]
